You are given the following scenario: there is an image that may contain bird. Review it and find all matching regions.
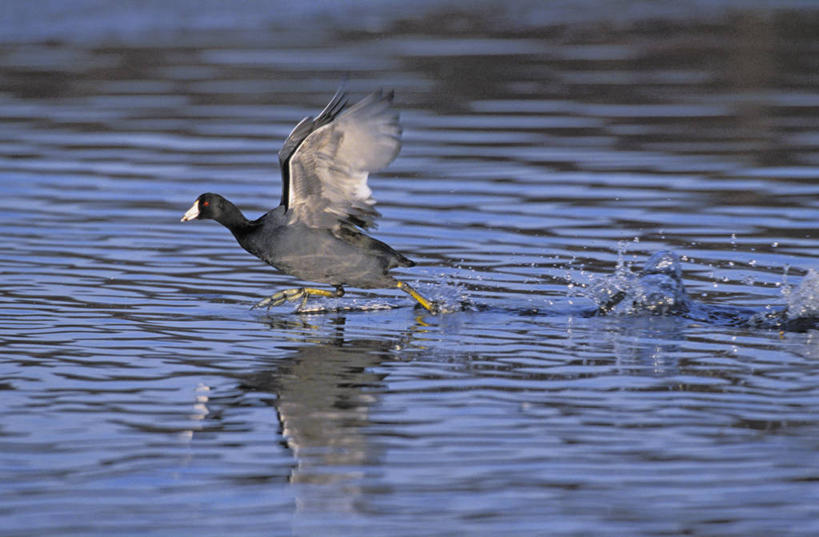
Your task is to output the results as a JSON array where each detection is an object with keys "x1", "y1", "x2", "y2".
[{"x1": 180, "y1": 87, "x2": 438, "y2": 314}]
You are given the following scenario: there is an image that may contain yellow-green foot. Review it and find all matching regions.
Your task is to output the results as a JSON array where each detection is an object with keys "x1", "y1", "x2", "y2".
[
  {"x1": 252, "y1": 286, "x2": 344, "y2": 311},
  {"x1": 396, "y1": 281, "x2": 439, "y2": 314}
]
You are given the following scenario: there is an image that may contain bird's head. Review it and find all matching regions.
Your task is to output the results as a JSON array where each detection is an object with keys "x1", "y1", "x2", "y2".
[{"x1": 181, "y1": 193, "x2": 222, "y2": 222}]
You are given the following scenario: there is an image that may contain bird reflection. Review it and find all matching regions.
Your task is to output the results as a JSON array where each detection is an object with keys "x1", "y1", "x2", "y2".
[{"x1": 212, "y1": 315, "x2": 421, "y2": 518}]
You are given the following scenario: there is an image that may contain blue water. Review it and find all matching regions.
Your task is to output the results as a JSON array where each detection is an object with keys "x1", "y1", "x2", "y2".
[{"x1": 1, "y1": 2, "x2": 819, "y2": 536}]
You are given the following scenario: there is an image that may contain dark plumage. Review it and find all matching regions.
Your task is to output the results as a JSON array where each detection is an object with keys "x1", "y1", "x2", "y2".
[{"x1": 181, "y1": 89, "x2": 437, "y2": 313}]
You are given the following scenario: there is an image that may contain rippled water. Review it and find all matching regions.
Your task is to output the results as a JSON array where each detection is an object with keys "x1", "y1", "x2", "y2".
[{"x1": 2, "y1": 2, "x2": 819, "y2": 536}]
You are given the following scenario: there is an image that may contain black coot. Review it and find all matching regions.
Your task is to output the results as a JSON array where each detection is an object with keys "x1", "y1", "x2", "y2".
[{"x1": 181, "y1": 88, "x2": 438, "y2": 313}]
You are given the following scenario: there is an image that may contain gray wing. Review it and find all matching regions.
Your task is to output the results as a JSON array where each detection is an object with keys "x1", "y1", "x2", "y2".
[
  {"x1": 284, "y1": 89, "x2": 401, "y2": 230},
  {"x1": 278, "y1": 87, "x2": 348, "y2": 209}
]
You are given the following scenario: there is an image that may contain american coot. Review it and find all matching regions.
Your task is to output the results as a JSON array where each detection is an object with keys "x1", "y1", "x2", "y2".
[{"x1": 181, "y1": 88, "x2": 438, "y2": 313}]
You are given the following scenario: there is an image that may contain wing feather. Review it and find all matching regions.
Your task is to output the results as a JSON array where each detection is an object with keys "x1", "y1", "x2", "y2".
[
  {"x1": 278, "y1": 87, "x2": 349, "y2": 210},
  {"x1": 282, "y1": 89, "x2": 401, "y2": 230}
]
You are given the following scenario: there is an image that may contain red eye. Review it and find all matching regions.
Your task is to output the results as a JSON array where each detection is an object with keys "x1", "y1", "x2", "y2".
[{"x1": 203, "y1": 201, "x2": 209, "y2": 207}]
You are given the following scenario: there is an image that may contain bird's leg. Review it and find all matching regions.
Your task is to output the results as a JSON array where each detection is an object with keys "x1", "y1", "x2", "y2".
[
  {"x1": 396, "y1": 281, "x2": 439, "y2": 314},
  {"x1": 253, "y1": 286, "x2": 346, "y2": 311}
]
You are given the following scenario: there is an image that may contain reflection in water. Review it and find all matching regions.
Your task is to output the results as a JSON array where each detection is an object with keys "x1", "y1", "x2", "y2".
[
  {"x1": 211, "y1": 317, "x2": 415, "y2": 524},
  {"x1": 564, "y1": 315, "x2": 686, "y2": 377},
  {"x1": 608, "y1": 317, "x2": 685, "y2": 377}
]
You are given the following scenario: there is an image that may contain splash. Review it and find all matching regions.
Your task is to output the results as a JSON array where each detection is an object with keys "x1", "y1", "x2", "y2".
[
  {"x1": 586, "y1": 250, "x2": 690, "y2": 315},
  {"x1": 744, "y1": 268, "x2": 819, "y2": 330},
  {"x1": 582, "y1": 247, "x2": 819, "y2": 331},
  {"x1": 293, "y1": 298, "x2": 400, "y2": 313},
  {"x1": 784, "y1": 269, "x2": 819, "y2": 321},
  {"x1": 410, "y1": 273, "x2": 474, "y2": 314}
]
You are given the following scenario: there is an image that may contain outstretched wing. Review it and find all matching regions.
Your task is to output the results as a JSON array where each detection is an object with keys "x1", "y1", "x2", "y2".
[
  {"x1": 278, "y1": 87, "x2": 348, "y2": 208},
  {"x1": 279, "y1": 89, "x2": 401, "y2": 230}
]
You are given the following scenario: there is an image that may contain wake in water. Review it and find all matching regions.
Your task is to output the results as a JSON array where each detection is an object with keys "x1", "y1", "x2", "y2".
[
  {"x1": 582, "y1": 249, "x2": 819, "y2": 332},
  {"x1": 253, "y1": 250, "x2": 817, "y2": 332}
]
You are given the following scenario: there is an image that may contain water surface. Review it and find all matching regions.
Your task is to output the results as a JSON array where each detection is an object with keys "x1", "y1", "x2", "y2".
[{"x1": 1, "y1": 2, "x2": 819, "y2": 536}]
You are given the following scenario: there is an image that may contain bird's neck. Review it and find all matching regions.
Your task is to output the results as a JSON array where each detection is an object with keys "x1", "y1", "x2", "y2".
[{"x1": 215, "y1": 199, "x2": 253, "y2": 234}]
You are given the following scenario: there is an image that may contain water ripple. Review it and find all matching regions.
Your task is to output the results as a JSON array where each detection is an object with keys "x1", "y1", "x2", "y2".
[{"x1": 2, "y1": 5, "x2": 819, "y2": 537}]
